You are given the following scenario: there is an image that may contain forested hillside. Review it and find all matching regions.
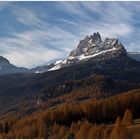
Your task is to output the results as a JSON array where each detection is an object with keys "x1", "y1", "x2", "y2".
[{"x1": 0, "y1": 88, "x2": 140, "y2": 138}]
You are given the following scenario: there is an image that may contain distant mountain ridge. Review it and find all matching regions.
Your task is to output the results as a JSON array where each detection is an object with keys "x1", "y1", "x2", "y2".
[
  {"x1": 0, "y1": 32, "x2": 139, "y2": 75},
  {"x1": 128, "y1": 52, "x2": 140, "y2": 62},
  {"x1": 0, "y1": 56, "x2": 29, "y2": 75}
]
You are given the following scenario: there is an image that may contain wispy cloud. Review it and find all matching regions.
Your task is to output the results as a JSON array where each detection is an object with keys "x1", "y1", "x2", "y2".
[
  {"x1": 0, "y1": 30, "x2": 63, "y2": 68},
  {"x1": 13, "y1": 7, "x2": 47, "y2": 29},
  {"x1": 0, "y1": 1, "x2": 10, "y2": 11},
  {"x1": 0, "y1": 6, "x2": 78, "y2": 68}
]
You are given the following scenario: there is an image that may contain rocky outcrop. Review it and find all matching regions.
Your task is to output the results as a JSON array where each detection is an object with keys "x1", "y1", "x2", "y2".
[{"x1": 67, "y1": 32, "x2": 127, "y2": 64}]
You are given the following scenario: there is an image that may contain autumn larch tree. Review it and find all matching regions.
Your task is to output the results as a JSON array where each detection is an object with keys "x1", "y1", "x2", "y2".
[{"x1": 122, "y1": 108, "x2": 133, "y2": 126}]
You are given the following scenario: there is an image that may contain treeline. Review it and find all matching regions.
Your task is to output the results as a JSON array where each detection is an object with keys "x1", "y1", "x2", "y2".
[{"x1": 0, "y1": 88, "x2": 139, "y2": 138}]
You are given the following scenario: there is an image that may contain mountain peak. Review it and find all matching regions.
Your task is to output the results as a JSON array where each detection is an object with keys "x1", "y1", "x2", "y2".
[
  {"x1": 69, "y1": 32, "x2": 126, "y2": 58},
  {"x1": 0, "y1": 56, "x2": 10, "y2": 64},
  {"x1": 69, "y1": 32, "x2": 103, "y2": 57},
  {"x1": 46, "y1": 32, "x2": 128, "y2": 72},
  {"x1": 92, "y1": 32, "x2": 102, "y2": 41},
  {"x1": 0, "y1": 56, "x2": 29, "y2": 75},
  {"x1": 83, "y1": 32, "x2": 101, "y2": 41}
]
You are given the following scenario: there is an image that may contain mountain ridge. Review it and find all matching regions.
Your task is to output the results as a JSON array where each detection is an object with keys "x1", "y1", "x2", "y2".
[
  {"x1": 0, "y1": 32, "x2": 139, "y2": 74},
  {"x1": 128, "y1": 52, "x2": 140, "y2": 62},
  {"x1": 0, "y1": 56, "x2": 29, "y2": 75},
  {"x1": 47, "y1": 32, "x2": 127, "y2": 72}
]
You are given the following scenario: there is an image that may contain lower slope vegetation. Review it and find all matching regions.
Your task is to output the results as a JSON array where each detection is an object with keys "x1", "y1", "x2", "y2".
[{"x1": 0, "y1": 87, "x2": 140, "y2": 138}]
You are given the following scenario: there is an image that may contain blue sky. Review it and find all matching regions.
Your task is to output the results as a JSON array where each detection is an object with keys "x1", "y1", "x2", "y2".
[{"x1": 0, "y1": 1, "x2": 140, "y2": 68}]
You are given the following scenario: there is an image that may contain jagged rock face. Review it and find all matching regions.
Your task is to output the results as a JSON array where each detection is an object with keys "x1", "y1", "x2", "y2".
[
  {"x1": 47, "y1": 32, "x2": 127, "y2": 71},
  {"x1": 69, "y1": 32, "x2": 102, "y2": 57},
  {"x1": 69, "y1": 32, "x2": 126, "y2": 59}
]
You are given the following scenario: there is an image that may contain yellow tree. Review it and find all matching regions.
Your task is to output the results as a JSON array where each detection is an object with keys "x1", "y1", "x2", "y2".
[
  {"x1": 37, "y1": 116, "x2": 47, "y2": 138},
  {"x1": 75, "y1": 120, "x2": 91, "y2": 139},
  {"x1": 88, "y1": 124, "x2": 98, "y2": 139},
  {"x1": 110, "y1": 116, "x2": 129, "y2": 139},
  {"x1": 49, "y1": 122, "x2": 60, "y2": 139},
  {"x1": 69, "y1": 122, "x2": 78, "y2": 137},
  {"x1": 122, "y1": 109, "x2": 133, "y2": 126}
]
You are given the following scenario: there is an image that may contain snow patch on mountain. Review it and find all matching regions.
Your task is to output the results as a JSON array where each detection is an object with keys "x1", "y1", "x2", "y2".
[
  {"x1": 48, "y1": 63, "x2": 61, "y2": 71},
  {"x1": 35, "y1": 71, "x2": 40, "y2": 73},
  {"x1": 76, "y1": 47, "x2": 117, "y2": 61},
  {"x1": 55, "y1": 60, "x2": 63, "y2": 65}
]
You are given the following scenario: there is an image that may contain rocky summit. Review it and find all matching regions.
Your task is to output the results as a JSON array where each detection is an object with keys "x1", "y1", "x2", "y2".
[
  {"x1": 48, "y1": 32, "x2": 127, "y2": 71},
  {"x1": 68, "y1": 32, "x2": 126, "y2": 61}
]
